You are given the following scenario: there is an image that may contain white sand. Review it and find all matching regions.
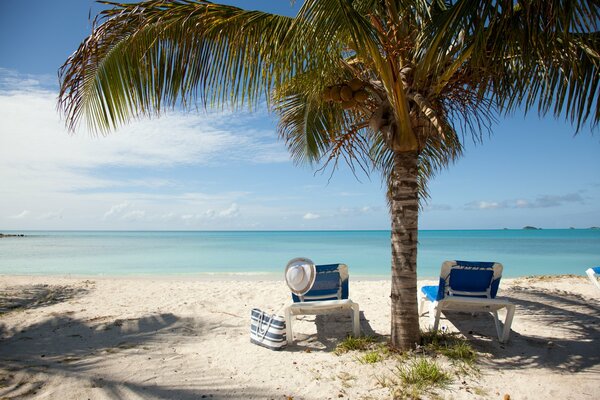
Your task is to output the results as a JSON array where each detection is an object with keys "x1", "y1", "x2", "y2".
[{"x1": 1, "y1": 275, "x2": 598, "y2": 399}]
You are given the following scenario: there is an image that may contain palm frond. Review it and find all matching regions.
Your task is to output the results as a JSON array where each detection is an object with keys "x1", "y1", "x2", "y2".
[
  {"x1": 421, "y1": 0, "x2": 600, "y2": 130},
  {"x1": 58, "y1": 0, "x2": 299, "y2": 133}
]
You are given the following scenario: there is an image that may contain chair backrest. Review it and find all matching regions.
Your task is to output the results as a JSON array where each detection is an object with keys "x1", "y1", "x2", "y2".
[
  {"x1": 292, "y1": 263, "x2": 349, "y2": 303},
  {"x1": 434, "y1": 260, "x2": 503, "y2": 301}
]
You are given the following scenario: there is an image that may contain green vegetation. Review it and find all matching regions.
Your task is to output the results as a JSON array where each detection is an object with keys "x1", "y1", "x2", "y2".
[
  {"x1": 336, "y1": 330, "x2": 480, "y2": 398},
  {"x1": 396, "y1": 358, "x2": 451, "y2": 389},
  {"x1": 375, "y1": 358, "x2": 451, "y2": 399},
  {"x1": 334, "y1": 335, "x2": 376, "y2": 355},
  {"x1": 421, "y1": 329, "x2": 477, "y2": 365},
  {"x1": 358, "y1": 350, "x2": 384, "y2": 364}
]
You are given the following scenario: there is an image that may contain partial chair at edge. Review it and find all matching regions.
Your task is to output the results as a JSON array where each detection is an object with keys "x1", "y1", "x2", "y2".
[{"x1": 585, "y1": 266, "x2": 600, "y2": 291}]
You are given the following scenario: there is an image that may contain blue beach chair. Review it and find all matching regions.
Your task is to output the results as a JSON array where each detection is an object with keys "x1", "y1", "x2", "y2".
[
  {"x1": 586, "y1": 266, "x2": 600, "y2": 291},
  {"x1": 285, "y1": 263, "x2": 360, "y2": 343},
  {"x1": 419, "y1": 260, "x2": 516, "y2": 343}
]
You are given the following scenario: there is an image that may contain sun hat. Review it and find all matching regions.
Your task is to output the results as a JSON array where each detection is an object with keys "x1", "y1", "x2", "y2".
[{"x1": 285, "y1": 257, "x2": 316, "y2": 295}]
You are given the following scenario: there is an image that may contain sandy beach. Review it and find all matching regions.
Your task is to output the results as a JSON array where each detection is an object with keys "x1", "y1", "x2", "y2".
[{"x1": 1, "y1": 275, "x2": 598, "y2": 399}]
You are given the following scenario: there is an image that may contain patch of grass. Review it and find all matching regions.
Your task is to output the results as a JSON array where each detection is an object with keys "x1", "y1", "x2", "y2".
[
  {"x1": 375, "y1": 358, "x2": 451, "y2": 399},
  {"x1": 334, "y1": 336, "x2": 376, "y2": 355},
  {"x1": 440, "y1": 341, "x2": 477, "y2": 364},
  {"x1": 421, "y1": 329, "x2": 477, "y2": 365},
  {"x1": 395, "y1": 358, "x2": 451, "y2": 390},
  {"x1": 358, "y1": 350, "x2": 383, "y2": 364}
]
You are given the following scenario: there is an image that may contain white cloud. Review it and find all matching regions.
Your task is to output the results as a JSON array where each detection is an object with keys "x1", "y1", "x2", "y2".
[
  {"x1": 515, "y1": 199, "x2": 529, "y2": 208},
  {"x1": 9, "y1": 210, "x2": 30, "y2": 219},
  {"x1": 0, "y1": 72, "x2": 289, "y2": 200},
  {"x1": 303, "y1": 212, "x2": 320, "y2": 220},
  {"x1": 104, "y1": 202, "x2": 130, "y2": 219},
  {"x1": 465, "y1": 201, "x2": 500, "y2": 210},
  {"x1": 121, "y1": 210, "x2": 146, "y2": 221},
  {"x1": 0, "y1": 71, "x2": 295, "y2": 229},
  {"x1": 423, "y1": 203, "x2": 452, "y2": 212},
  {"x1": 466, "y1": 193, "x2": 585, "y2": 211},
  {"x1": 478, "y1": 201, "x2": 500, "y2": 209},
  {"x1": 39, "y1": 211, "x2": 63, "y2": 220},
  {"x1": 219, "y1": 203, "x2": 240, "y2": 218}
]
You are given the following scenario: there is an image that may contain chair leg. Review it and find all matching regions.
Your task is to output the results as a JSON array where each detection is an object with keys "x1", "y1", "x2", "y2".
[
  {"x1": 492, "y1": 310, "x2": 502, "y2": 340},
  {"x1": 431, "y1": 302, "x2": 441, "y2": 331},
  {"x1": 418, "y1": 293, "x2": 426, "y2": 316},
  {"x1": 500, "y1": 305, "x2": 516, "y2": 343},
  {"x1": 351, "y1": 303, "x2": 360, "y2": 337},
  {"x1": 285, "y1": 308, "x2": 293, "y2": 344}
]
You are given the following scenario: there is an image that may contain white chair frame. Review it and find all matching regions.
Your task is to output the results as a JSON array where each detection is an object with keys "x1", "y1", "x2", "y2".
[
  {"x1": 586, "y1": 267, "x2": 600, "y2": 291},
  {"x1": 285, "y1": 299, "x2": 360, "y2": 344},
  {"x1": 419, "y1": 293, "x2": 516, "y2": 343}
]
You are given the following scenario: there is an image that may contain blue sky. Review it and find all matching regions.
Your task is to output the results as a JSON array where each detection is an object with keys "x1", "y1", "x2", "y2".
[{"x1": 0, "y1": 0, "x2": 598, "y2": 231}]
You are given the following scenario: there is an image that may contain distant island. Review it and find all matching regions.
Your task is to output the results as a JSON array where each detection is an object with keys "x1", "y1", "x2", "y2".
[
  {"x1": 0, "y1": 233, "x2": 26, "y2": 238},
  {"x1": 520, "y1": 226, "x2": 599, "y2": 230}
]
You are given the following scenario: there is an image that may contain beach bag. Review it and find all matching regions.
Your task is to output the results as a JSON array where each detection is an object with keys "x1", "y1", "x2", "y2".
[{"x1": 250, "y1": 308, "x2": 287, "y2": 350}]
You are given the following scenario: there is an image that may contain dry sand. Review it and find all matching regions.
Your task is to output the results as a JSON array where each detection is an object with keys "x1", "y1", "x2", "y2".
[{"x1": 1, "y1": 275, "x2": 598, "y2": 399}]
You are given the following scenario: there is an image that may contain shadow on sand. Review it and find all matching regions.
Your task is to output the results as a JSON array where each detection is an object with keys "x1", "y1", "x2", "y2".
[
  {"x1": 439, "y1": 286, "x2": 600, "y2": 372},
  {"x1": 0, "y1": 285, "x2": 282, "y2": 399},
  {"x1": 0, "y1": 283, "x2": 90, "y2": 315},
  {"x1": 286, "y1": 310, "x2": 380, "y2": 352}
]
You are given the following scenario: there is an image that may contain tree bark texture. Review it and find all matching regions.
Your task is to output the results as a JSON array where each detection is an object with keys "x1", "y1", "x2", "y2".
[{"x1": 390, "y1": 150, "x2": 421, "y2": 350}]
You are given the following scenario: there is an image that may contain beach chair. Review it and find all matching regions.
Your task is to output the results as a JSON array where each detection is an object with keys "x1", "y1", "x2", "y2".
[
  {"x1": 285, "y1": 263, "x2": 360, "y2": 344},
  {"x1": 419, "y1": 260, "x2": 515, "y2": 343},
  {"x1": 585, "y1": 266, "x2": 600, "y2": 291}
]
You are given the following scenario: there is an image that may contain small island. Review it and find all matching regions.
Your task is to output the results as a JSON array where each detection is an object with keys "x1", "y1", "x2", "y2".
[
  {"x1": 523, "y1": 226, "x2": 542, "y2": 230},
  {"x1": 0, "y1": 233, "x2": 26, "y2": 238}
]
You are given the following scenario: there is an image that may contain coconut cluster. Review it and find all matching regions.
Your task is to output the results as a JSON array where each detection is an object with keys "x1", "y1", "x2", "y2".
[{"x1": 322, "y1": 78, "x2": 369, "y2": 109}]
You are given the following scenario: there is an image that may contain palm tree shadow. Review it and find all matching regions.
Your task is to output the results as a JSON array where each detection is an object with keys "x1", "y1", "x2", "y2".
[
  {"x1": 438, "y1": 286, "x2": 600, "y2": 372},
  {"x1": 287, "y1": 310, "x2": 380, "y2": 352},
  {"x1": 0, "y1": 289, "x2": 284, "y2": 399},
  {"x1": 0, "y1": 283, "x2": 90, "y2": 315}
]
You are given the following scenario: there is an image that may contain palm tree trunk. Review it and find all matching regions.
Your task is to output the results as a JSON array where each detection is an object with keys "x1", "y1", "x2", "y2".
[{"x1": 390, "y1": 150, "x2": 421, "y2": 350}]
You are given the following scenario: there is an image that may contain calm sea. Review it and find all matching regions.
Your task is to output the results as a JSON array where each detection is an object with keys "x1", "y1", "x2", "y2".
[{"x1": 0, "y1": 230, "x2": 598, "y2": 278}]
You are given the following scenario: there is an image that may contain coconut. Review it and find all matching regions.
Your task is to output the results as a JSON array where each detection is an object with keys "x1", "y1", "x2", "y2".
[
  {"x1": 340, "y1": 85, "x2": 353, "y2": 101},
  {"x1": 353, "y1": 89, "x2": 369, "y2": 103},
  {"x1": 348, "y1": 78, "x2": 364, "y2": 91},
  {"x1": 330, "y1": 85, "x2": 342, "y2": 102},
  {"x1": 322, "y1": 86, "x2": 332, "y2": 101}
]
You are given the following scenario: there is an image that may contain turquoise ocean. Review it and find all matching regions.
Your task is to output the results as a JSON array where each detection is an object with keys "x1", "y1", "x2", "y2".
[{"x1": 0, "y1": 230, "x2": 598, "y2": 278}]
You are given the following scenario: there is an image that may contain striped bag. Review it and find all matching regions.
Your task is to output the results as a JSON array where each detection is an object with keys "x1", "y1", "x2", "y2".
[{"x1": 250, "y1": 308, "x2": 287, "y2": 350}]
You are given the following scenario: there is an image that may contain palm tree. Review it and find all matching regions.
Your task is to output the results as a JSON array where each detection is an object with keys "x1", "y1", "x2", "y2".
[{"x1": 58, "y1": 0, "x2": 599, "y2": 350}]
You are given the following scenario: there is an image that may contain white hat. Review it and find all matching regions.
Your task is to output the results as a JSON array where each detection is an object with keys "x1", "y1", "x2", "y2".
[{"x1": 285, "y1": 257, "x2": 316, "y2": 295}]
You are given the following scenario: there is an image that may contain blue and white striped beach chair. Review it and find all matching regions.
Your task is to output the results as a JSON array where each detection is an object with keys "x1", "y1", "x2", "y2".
[
  {"x1": 419, "y1": 260, "x2": 516, "y2": 343},
  {"x1": 285, "y1": 263, "x2": 360, "y2": 343},
  {"x1": 586, "y1": 266, "x2": 600, "y2": 291}
]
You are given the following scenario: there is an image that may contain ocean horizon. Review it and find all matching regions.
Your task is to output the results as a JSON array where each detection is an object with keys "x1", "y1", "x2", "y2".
[{"x1": 1, "y1": 229, "x2": 599, "y2": 278}]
